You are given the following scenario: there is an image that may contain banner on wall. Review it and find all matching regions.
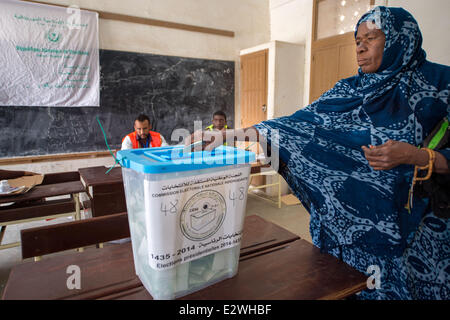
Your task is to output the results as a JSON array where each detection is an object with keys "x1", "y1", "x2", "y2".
[{"x1": 0, "y1": 0, "x2": 100, "y2": 107}]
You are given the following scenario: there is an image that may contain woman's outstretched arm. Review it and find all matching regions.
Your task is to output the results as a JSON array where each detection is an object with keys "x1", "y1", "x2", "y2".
[{"x1": 186, "y1": 126, "x2": 261, "y2": 150}]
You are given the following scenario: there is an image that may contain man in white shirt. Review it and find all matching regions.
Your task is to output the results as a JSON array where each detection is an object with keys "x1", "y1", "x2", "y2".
[{"x1": 121, "y1": 114, "x2": 168, "y2": 150}]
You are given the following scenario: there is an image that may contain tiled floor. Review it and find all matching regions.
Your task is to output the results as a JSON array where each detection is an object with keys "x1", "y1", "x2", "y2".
[
  {"x1": 0, "y1": 191, "x2": 311, "y2": 298},
  {"x1": 245, "y1": 192, "x2": 311, "y2": 243}
]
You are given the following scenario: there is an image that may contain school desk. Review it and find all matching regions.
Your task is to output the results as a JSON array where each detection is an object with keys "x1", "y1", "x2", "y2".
[
  {"x1": 0, "y1": 171, "x2": 85, "y2": 252},
  {"x1": 1, "y1": 215, "x2": 366, "y2": 300},
  {"x1": 78, "y1": 166, "x2": 127, "y2": 217}
]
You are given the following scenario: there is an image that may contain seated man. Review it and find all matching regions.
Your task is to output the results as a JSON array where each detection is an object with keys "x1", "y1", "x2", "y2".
[
  {"x1": 205, "y1": 110, "x2": 231, "y2": 146},
  {"x1": 205, "y1": 110, "x2": 229, "y2": 132},
  {"x1": 117, "y1": 115, "x2": 166, "y2": 244},
  {"x1": 121, "y1": 114, "x2": 168, "y2": 150}
]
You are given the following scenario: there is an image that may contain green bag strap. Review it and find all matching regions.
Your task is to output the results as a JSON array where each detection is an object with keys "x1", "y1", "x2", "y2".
[{"x1": 428, "y1": 118, "x2": 449, "y2": 150}]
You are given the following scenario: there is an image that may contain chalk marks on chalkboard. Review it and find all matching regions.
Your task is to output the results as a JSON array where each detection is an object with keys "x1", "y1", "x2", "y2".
[
  {"x1": 0, "y1": 49, "x2": 235, "y2": 158},
  {"x1": 99, "y1": 49, "x2": 235, "y2": 147}
]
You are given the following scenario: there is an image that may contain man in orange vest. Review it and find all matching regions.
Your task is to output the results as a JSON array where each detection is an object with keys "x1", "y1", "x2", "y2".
[{"x1": 121, "y1": 114, "x2": 168, "y2": 150}]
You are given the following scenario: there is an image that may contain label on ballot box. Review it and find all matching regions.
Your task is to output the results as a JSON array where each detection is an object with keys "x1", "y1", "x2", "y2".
[{"x1": 143, "y1": 167, "x2": 249, "y2": 270}]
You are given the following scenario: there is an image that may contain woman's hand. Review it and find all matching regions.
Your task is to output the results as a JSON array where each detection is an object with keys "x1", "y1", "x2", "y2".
[
  {"x1": 362, "y1": 140, "x2": 450, "y2": 173},
  {"x1": 361, "y1": 139, "x2": 418, "y2": 170},
  {"x1": 184, "y1": 130, "x2": 225, "y2": 151},
  {"x1": 184, "y1": 126, "x2": 261, "y2": 151}
]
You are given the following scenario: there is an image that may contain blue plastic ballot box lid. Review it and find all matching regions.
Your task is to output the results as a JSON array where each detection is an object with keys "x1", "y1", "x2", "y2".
[{"x1": 116, "y1": 145, "x2": 256, "y2": 174}]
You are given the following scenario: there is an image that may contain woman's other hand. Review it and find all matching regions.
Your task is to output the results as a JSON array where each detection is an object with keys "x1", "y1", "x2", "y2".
[
  {"x1": 361, "y1": 140, "x2": 417, "y2": 170},
  {"x1": 362, "y1": 140, "x2": 450, "y2": 173}
]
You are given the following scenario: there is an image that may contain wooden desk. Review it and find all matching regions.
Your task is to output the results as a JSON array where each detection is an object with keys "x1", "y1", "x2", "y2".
[
  {"x1": 240, "y1": 215, "x2": 299, "y2": 256},
  {"x1": 78, "y1": 166, "x2": 126, "y2": 217},
  {"x1": 2, "y1": 216, "x2": 366, "y2": 300},
  {"x1": 250, "y1": 161, "x2": 272, "y2": 174},
  {"x1": 108, "y1": 240, "x2": 367, "y2": 300},
  {"x1": 0, "y1": 172, "x2": 86, "y2": 251}
]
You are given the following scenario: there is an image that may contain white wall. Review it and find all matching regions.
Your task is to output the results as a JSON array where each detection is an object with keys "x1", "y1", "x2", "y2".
[
  {"x1": 387, "y1": 0, "x2": 450, "y2": 65},
  {"x1": 1, "y1": 0, "x2": 271, "y2": 173},
  {"x1": 240, "y1": 41, "x2": 304, "y2": 120},
  {"x1": 272, "y1": 42, "x2": 305, "y2": 118},
  {"x1": 240, "y1": 40, "x2": 304, "y2": 196},
  {"x1": 269, "y1": 0, "x2": 387, "y2": 109},
  {"x1": 33, "y1": 0, "x2": 270, "y2": 61},
  {"x1": 270, "y1": 0, "x2": 312, "y2": 108}
]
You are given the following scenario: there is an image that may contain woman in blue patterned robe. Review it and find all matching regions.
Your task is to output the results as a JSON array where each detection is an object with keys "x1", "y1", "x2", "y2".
[
  {"x1": 250, "y1": 6, "x2": 450, "y2": 300},
  {"x1": 189, "y1": 6, "x2": 450, "y2": 299}
]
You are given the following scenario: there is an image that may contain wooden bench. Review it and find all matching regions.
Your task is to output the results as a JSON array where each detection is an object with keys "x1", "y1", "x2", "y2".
[{"x1": 20, "y1": 212, "x2": 130, "y2": 260}]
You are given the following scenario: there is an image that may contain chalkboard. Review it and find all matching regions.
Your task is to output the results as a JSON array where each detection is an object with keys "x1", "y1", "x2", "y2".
[{"x1": 0, "y1": 49, "x2": 235, "y2": 158}]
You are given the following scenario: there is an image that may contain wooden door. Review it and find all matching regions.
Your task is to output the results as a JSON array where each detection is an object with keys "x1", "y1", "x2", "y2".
[
  {"x1": 310, "y1": 45, "x2": 339, "y2": 102},
  {"x1": 310, "y1": 32, "x2": 359, "y2": 103},
  {"x1": 240, "y1": 49, "x2": 268, "y2": 129},
  {"x1": 309, "y1": 0, "x2": 374, "y2": 103},
  {"x1": 240, "y1": 49, "x2": 268, "y2": 188},
  {"x1": 338, "y1": 41, "x2": 359, "y2": 79}
]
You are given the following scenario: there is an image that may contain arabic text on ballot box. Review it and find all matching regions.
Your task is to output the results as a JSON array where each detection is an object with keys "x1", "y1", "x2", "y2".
[{"x1": 144, "y1": 167, "x2": 249, "y2": 270}]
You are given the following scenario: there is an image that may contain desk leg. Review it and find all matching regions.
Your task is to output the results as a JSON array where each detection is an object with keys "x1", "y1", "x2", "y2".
[
  {"x1": 249, "y1": 171, "x2": 282, "y2": 209},
  {"x1": 73, "y1": 193, "x2": 81, "y2": 221},
  {"x1": 73, "y1": 193, "x2": 84, "y2": 253},
  {"x1": 278, "y1": 174, "x2": 281, "y2": 209},
  {"x1": 0, "y1": 226, "x2": 6, "y2": 245}
]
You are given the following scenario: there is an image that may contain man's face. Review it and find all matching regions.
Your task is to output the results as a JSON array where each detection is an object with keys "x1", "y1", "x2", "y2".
[
  {"x1": 355, "y1": 22, "x2": 386, "y2": 73},
  {"x1": 212, "y1": 115, "x2": 226, "y2": 130},
  {"x1": 134, "y1": 120, "x2": 150, "y2": 139}
]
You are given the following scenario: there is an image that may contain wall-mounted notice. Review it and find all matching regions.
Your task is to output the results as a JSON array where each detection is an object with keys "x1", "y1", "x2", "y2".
[{"x1": 0, "y1": 0, "x2": 100, "y2": 106}]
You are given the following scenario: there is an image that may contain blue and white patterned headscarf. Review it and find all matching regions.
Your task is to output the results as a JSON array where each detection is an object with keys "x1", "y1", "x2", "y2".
[{"x1": 357, "y1": 6, "x2": 426, "y2": 74}]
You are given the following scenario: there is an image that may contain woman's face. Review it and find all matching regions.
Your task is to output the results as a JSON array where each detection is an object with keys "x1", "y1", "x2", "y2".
[{"x1": 355, "y1": 22, "x2": 386, "y2": 73}]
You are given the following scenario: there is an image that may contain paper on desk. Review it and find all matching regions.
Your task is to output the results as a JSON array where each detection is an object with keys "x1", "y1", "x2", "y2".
[
  {"x1": 5, "y1": 174, "x2": 44, "y2": 195},
  {"x1": 0, "y1": 185, "x2": 25, "y2": 195}
]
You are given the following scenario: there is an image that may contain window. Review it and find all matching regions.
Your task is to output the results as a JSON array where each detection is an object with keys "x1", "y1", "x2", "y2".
[{"x1": 316, "y1": 0, "x2": 373, "y2": 40}]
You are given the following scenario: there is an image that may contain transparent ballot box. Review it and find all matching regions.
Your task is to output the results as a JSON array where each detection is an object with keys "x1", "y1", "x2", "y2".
[{"x1": 116, "y1": 145, "x2": 255, "y2": 299}]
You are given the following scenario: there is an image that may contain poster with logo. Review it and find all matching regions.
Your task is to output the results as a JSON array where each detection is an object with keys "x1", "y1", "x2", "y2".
[
  {"x1": 0, "y1": 0, "x2": 99, "y2": 106},
  {"x1": 143, "y1": 167, "x2": 250, "y2": 270}
]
